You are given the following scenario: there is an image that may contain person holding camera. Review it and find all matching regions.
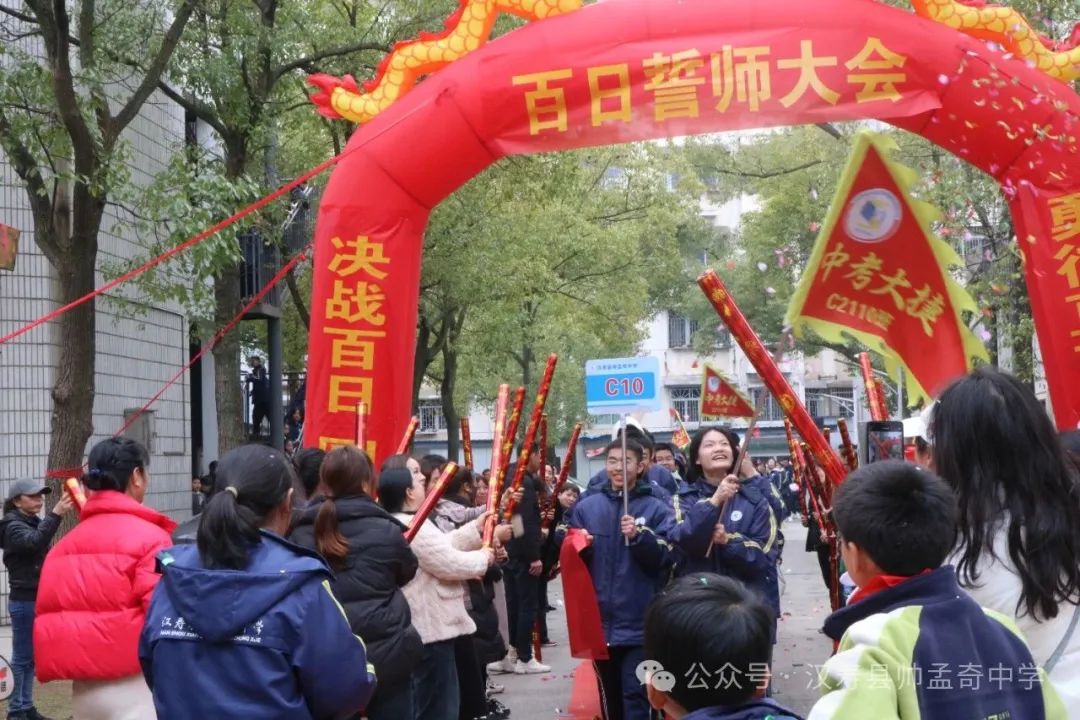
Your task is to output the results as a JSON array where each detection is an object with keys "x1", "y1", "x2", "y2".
[{"x1": 0, "y1": 480, "x2": 74, "y2": 720}]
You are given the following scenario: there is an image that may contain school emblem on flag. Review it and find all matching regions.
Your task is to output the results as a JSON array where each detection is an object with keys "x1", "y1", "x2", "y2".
[{"x1": 785, "y1": 132, "x2": 987, "y2": 405}]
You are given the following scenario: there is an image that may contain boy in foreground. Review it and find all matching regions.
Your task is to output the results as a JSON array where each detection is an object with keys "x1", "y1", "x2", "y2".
[
  {"x1": 643, "y1": 573, "x2": 803, "y2": 719},
  {"x1": 809, "y1": 460, "x2": 1066, "y2": 719}
]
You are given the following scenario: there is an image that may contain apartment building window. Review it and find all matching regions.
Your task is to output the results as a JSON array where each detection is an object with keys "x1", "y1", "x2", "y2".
[
  {"x1": 749, "y1": 389, "x2": 785, "y2": 422},
  {"x1": 668, "y1": 312, "x2": 700, "y2": 348},
  {"x1": 418, "y1": 399, "x2": 446, "y2": 433},
  {"x1": 670, "y1": 386, "x2": 701, "y2": 424},
  {"x1": 805, "y1": 387, "x2": 856, "y2": 418},
  {"x1": 122, "y1": 409, "x2": 156, "y2": 453}
]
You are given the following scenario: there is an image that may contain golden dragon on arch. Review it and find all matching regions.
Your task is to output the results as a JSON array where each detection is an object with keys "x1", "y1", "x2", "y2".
[
  {"x1": 308, "y1": 0, "x2": 581, "y2": 124},
  {"x1": 309, "y1": 0, "x2": 1079, "y2": 126},
  {"x1": 912, "y1": 0, "x2": 1080, "y2": 82}
]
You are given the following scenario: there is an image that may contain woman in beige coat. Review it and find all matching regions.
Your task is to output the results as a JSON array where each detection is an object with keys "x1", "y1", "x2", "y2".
[{"x1": 380, "y1": 466, "x2": 507, "y2": 720}]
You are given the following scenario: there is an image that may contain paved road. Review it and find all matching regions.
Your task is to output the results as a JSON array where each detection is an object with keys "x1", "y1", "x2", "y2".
[{"x1": 499, "y1": 519, "x2": 834, "y2": 720}]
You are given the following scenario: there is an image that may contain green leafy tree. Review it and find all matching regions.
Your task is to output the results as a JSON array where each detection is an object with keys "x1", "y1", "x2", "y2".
[
  {"x1": 117, "y1": 0, "x2": 452, "y2": 452},
  {"x1": 416, "y1": 144, "x2": 703, "y2": 454},
  {"x1": 0, "y1": 0, "x2": 194, "y2": 477}
]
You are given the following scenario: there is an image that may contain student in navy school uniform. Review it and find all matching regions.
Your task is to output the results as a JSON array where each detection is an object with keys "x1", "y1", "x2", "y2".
[
  {"x1": 570, "y1": 438, "x2": 675, "y2": 720},
  {"x1": 668, "y1": 427, "x2": 780, "y2": 642}
]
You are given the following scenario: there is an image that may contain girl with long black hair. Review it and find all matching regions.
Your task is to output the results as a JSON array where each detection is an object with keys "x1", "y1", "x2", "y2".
[
  {"x1": 290, "y1": 445, "x2": 423, "y2": 719},
  {"x1": 380, "y1": 467, "x2": 496, "y2": 720},
  {"x1": 932, "y1": 368, "x2": 1080, "y2": 714}
]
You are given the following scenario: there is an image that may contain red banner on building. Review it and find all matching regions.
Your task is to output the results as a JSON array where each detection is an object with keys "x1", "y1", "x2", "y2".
[
  {"x1": 786, "y1": 133, "x2": 987, "y2": 405},
  {"x1": 700, "y1": 364, "x2": 755, "y2": 418}
]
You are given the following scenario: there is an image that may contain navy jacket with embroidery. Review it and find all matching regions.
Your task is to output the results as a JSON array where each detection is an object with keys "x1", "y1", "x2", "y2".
[
  {"x1": 139, "y1": 531, "x2": 376, "y2": 720},
  {"x1": 683, "y1": 698, "x2": 803, "y2": 720},
  {"x1": 568, "y1": 481, "x2": 675, "y2": 646},
  {"x1": 669, "y1": 479, "x2": 780, "y2": 625}
]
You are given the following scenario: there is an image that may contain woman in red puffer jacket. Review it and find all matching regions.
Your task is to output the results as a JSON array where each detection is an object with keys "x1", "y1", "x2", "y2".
[{"x1": 34, "y1": 438, "x2": 176, "y2": 720}]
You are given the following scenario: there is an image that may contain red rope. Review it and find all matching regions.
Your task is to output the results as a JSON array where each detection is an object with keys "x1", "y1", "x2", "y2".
[
  {"x1": 46, "y1": 246, "x2": 310, "y2": 479},
  {"x1": 0, "y1": 153, "x2": 342, "y2": 348}
]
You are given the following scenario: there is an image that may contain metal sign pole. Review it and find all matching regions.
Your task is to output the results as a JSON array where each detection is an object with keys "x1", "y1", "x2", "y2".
[{"x1": 622, "y1": 413, "x2": 630, "y2": 546}]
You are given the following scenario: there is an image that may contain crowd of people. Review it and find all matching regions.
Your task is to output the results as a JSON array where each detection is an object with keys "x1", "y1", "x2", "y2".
[{"x1": 0, "y1": 366, "x2": 1077, "y2": 720}]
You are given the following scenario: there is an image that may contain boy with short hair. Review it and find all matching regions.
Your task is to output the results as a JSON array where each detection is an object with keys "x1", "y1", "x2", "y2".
[
  {"x1": 642, "y1": 572, "x2": 803, "y2": 719},
  {"x1": 570, "y1": 438, "x2": 675, "y2": 720},
  {"x1": 810, "y1": 460, "x2": 1066, "y2": 719}
]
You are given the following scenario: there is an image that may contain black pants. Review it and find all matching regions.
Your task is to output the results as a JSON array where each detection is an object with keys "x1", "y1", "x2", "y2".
[
  {"x1": 251, "y1": 401, "x2": 270, "y2": 433},
  {"x1": 594, "y1": 645, "x2": 659, "y2": 720},
  {"x1": 455, "y1": 634, "x2": 486, "y2": 720},
  {"x1": 537, "y1": 578, "x2": 549, "y2": 642},
  {"x1": 504, "y1": 561, "x2": 538, "y2": 661},
  {"x1": 362, "y1": 676, "x2": 413, "y2": 720},
  {"x1": 816, "y1": 545, "x2": 833, "y2": 594}
]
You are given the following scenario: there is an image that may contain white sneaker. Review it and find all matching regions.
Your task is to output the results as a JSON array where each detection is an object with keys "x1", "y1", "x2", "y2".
[
  {"x1": 513, "y1": 658, "x2": 551, "y2": 674},
  {"x1": 486, "y1": 650, "x2": 517, "y2": 674},
  {"x1": 486, "y1": 677, "x2": 505, "y2": 695}
]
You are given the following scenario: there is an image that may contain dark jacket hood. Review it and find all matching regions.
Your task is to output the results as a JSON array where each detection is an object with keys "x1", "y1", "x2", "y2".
[
  {"x1": 293, "y1": 493, "x2": 406, "y2": 530},
  {"x1": 157, "y1": 530, "x2": 331, "y2": 642}
]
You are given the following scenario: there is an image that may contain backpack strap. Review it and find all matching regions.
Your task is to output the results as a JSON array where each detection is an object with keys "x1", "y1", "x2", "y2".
[{"x1": 1045, "y1": 601, "x2": 1080, "y2": 674}]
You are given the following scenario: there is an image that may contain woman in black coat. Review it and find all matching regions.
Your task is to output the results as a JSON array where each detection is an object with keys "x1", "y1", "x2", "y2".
[
  {"x1": 0, "y1": 479, "x2": 73, "y2": 719},
  {"x1": 289, "y1": 446, "x2": 423, "y2": 720}
]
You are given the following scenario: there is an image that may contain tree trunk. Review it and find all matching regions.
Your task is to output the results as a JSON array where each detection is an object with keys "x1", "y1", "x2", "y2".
[
  {"x1": 442, "y1": 344, "x2": 459, "y2": 462},
  {"x1": 46, "y1": 238, "x2": 98, "y2": 534},
  {"x1": 214, "y1": 144, "x2": 250, "y2": 454},
  {"x1": 214, "y1": 260, "x2": 247, "y2": 453},
  {"x1": 520, "y1": 343, "x2": 534, "y2": 391},
  {"x1": 412, "y1": 317, "x2": 432, "y2": 413}
]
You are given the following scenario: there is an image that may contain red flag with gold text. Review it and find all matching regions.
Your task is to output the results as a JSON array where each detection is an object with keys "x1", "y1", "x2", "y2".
[
  {"x1": 669, "y1": 408, "x2": 691, "y2": 450},
  {"x1": 785, "y1": 133, "x2": 987, "y2": 404},
  {"x1": 700, "y1": 364, "x2": 755, "y2": 418}
]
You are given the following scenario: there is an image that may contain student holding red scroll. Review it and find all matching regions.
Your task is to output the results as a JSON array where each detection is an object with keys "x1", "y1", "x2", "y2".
[{"x1": 380, "y1": 468, "x2": 504, "y2": 720}]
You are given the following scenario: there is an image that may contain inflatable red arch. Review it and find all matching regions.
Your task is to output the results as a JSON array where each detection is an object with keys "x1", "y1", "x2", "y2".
[{"x1": 304, "y1": 0, "x2": 1080, "y2": 461}]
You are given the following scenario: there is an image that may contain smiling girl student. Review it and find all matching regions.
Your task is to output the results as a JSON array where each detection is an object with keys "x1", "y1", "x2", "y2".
[{"x1": 669, "y1": 427, "x2": 780, "y2": 641}]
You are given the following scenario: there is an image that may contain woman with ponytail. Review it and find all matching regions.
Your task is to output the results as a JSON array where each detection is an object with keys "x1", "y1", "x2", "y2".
[
  {"x1": 34, "y1": 438, "x2": 175, "y2": 719},
  {"x1": 290, "y1": 445, "x2": 423, "y2": 719},
  {"x1": 138, "y1": 444, "x2": 375, "y2": 719}
]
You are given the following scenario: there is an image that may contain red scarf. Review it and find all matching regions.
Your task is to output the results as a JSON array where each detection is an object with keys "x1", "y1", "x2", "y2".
[{"x1": 848, "y1": 569, "x2": 932, "y2": 605}]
